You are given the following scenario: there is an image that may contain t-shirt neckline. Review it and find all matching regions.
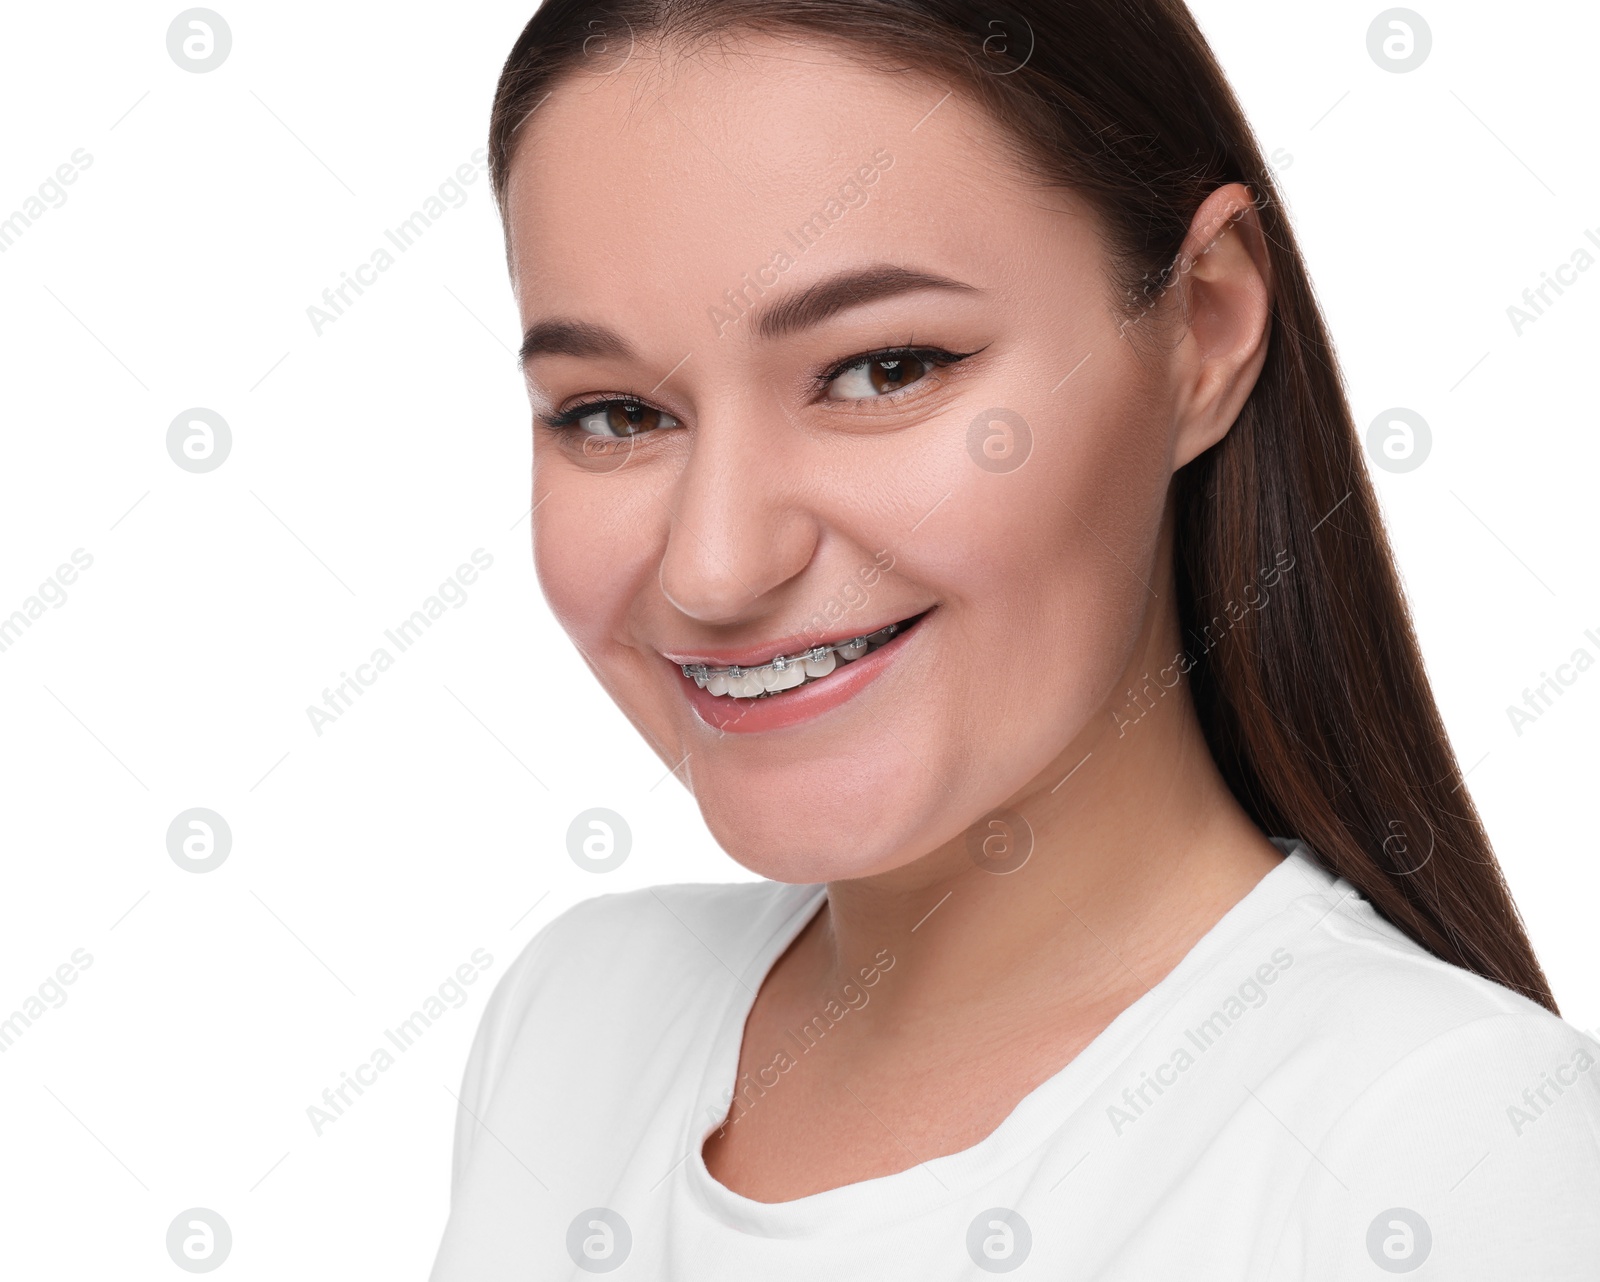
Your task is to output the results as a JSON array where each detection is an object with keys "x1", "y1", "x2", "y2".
[{"x1": 683, "y1": 839, "x2": 1338, "y2": 1237}]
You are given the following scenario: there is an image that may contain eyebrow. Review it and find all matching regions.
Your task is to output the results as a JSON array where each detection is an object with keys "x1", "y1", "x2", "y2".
[
  {"x1": 518, "y1": 319, "x2": 636, "y2": 365},
  {"x1": 751, "y1": 265, "x2": 978, "y2": 340},
  {"x1": 517, "y1": 264, "x2": 977, "y2": 365}
]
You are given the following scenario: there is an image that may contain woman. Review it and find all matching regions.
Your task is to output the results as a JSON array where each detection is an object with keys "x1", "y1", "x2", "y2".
[{"x1": 431, "y1": 1, "x2": 1600, "y2": 1276}]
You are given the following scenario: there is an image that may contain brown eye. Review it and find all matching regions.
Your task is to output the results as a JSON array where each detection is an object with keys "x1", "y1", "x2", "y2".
[
  {"x1": 825, "y1": 349, "x2": 940, "y2": 401},
  {"x1": 560, "y1": 400, "x2": 682, "y2": 438},
  {"x1": 869, "y1": 353, "x2": 928, "y2": 393},
  {"x1": 605, "y1": 402, "x2": 662, "y2": 435}
]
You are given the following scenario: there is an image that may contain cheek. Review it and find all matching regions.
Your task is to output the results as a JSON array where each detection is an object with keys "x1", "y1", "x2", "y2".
[
  {"x1": 911, "y1": 368, "x2": 1172, "y2": 717},
  {"x1": 1052, "y1": 418, "x2": 1171, "y2": 613},
  {"x1": 1042, "y1": 420, "x2": 1170, "y2": 674},
  {"x1": 531, "y1": 483, "x2": 660, "y2": 644},
  {"x1": 944, "y1": 372, "x2": 1168, "y2": 595}
]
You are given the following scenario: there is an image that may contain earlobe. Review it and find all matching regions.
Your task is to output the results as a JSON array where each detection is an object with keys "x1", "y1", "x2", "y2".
[{"x1": 1168, "y1": 183, "x2": 1274, "y2": 471}]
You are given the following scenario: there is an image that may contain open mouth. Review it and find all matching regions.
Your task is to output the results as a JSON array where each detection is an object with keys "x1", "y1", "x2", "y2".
[{"x1": 679, "y1": 611, "x2": 931, "y2": 700}]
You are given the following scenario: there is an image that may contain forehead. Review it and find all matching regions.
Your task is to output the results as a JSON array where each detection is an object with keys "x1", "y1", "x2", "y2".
[{"x1": 501, "y1": 35, "x2": 1089, "y2": 318}]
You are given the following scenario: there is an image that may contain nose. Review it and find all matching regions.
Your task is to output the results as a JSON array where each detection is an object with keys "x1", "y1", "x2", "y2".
[{"x1": 656, "y1": 411, "x2": 819, "y2": 626}]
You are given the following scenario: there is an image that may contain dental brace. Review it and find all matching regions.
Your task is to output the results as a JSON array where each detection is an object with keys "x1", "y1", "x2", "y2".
[{"x1": 681, "y1": 620, "x2": 900, "y2": 682}]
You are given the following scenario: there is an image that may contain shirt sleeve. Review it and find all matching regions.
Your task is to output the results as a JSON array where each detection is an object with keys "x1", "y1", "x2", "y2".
[
  {"x1": 445, "y1": 916, "x2": 563, "y2": 1208},
  {"x1": 1270, "y1": 1010, "x2": 1600, "y2": 1280}
]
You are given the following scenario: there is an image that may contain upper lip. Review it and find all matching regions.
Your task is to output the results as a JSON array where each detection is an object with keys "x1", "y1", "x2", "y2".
[{"x1": 658, "y1": 610, "x2": 926, "y2": 668}]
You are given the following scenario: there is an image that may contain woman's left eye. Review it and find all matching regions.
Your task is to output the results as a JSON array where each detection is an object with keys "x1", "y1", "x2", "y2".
[
  {"x1": 823, "y1": 349, "x2": 950, "y2": 401},
  {"x1": 553, "y1": 400, "x2": 681, "y2": 437}
]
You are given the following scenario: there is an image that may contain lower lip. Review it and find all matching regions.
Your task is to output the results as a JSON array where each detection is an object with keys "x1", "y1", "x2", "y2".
[{"x1": 674, "y1": 615, "x2": 928, "y2": 734}]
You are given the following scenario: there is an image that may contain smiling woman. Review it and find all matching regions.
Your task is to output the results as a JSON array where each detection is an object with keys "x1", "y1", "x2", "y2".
[{"x1": 429, "y1": 2, "x2": 1600, "y2": 1278}]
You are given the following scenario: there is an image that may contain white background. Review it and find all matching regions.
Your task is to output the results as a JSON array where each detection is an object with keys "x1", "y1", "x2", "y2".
[{"x1": 1, "y1": 0, "x2": 1595, "y2": 1276}]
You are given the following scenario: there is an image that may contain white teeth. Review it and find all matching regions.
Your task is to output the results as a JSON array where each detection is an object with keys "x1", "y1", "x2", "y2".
[
  {"x1": 770, "y1": 664, "x2": 806, "y2": 691},
  {"x1": 683, "y1": 618, "x2": 917, "y2": 700},
  {"x1": 803, "y1": 650, "x2": 836, "y2": 679}
]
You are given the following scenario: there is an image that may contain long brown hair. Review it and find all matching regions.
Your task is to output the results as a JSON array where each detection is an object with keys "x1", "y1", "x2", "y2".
[{"x1": 486, "y1": 0, "x2": 1558, "y2": 1012}]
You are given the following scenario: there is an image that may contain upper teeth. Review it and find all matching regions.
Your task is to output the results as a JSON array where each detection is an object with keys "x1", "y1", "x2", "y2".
[{"x1": 682, "y1": 621, "x2": 903, "y2": 699}]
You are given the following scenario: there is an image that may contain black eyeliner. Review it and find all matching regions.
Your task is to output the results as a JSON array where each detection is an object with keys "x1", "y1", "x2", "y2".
[
  {"x1": 543, "y1": 396, "x2": 657, "y2": 430},
  {"x1": 544, "y1": 344, "x2": 986, "y2": 430},
  {"x1": 813, "y1": 344, "x2": 985, "y2": 392}
]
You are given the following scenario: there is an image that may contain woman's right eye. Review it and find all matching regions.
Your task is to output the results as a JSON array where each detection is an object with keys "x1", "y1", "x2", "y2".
[{"x1": 549, "y1": 400, "x2": 681, "y2": 438}]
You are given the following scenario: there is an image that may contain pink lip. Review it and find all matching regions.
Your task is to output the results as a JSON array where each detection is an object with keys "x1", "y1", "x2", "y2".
[
  {"x1": 673, "y1": 611, "x2": 930, "y2": 734},
  {"x1": 659, "y1": 614, "x2": 915, "y2": 670}
]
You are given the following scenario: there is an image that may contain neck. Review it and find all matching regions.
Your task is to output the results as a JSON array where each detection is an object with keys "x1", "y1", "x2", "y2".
[{"x1": 811, "y1": 545, "x2": 1284, "y2": 1037}]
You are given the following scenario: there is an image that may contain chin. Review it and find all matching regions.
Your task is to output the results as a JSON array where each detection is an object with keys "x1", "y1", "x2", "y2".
[
  {"x1": 693, "y1": 780, "x2": 935, "y2": 885},
  {"x1": 681, "y1": 682, "x2": 1100, "y2": 886}
]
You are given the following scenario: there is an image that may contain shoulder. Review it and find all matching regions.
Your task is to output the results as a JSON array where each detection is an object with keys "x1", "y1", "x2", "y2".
[
  {"x1": 446, "y1": 877, "x2": 820, "y2": 1197},
  {"x1": 466, "y1": 880, "x2": 816, "y2": 1073},
  {"x1": 1264, "y1": 856, "x2": 1598, "y2": 1129},
  {"x1": 1273, "y1": 1007, "x2": 1600, "y2": 1278},
  {"x1": 479, "y1": 877, "x2": 819, "y2": 1051},
  {"x1": 1282, "y1": 868, "x2": 1556, "y2": 1037},
  {"x1": 1253, "y1": 857, "x2": 1600, "y2": 1275},
  {"x1": 1302, "y1": 903, "x2": 1600, "y2": 1158},
  {"x1": 499, "y1": 876, "x2": 819, "y2": 999}
]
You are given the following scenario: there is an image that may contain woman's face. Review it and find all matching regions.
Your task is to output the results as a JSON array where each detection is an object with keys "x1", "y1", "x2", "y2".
[{"x1": 506, "y1": 37, "x2": 1190, "y2": 883}]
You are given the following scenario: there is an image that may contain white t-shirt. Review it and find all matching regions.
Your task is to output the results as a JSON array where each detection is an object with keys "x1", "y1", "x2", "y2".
[{"x1": 429, "y1": 841, "x2": 1600, "y2": 1279}]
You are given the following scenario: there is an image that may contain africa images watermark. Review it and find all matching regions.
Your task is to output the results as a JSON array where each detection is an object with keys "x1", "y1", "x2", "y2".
[
  {"x1": 1110, "y1": 547, "x2": 1297, "y2": 736},
  {"x1": 704, "y1": 550, "x2": 897, "y2": 735},
  {"x1": 0, "y1": 548, "x2": 94, "y2": 656},
  {"x1": 1504, "y1": 621, "x2": 1600, "y2": 737},
  {"x1": 1505, "y1": 219, "x2": 1600, "y2": 337},
  {"x1": 0, "y1": 948, "x2": 95, "y2": 1055},
  {"x1": 707, "y1": 148, "x2": 896, "y2": 338},
  {"x1": 306, "y1": 947, "x2": 495, "y2": 1136},
  {"x1": 1107, "y1": 947, "x2": 1294, "y2": 1136},
  {"x1": 704, "y1": 947, "x2": 897, "y2": 1138},
  {"x1": 305, "y1": 147, "x2": 490, "y2": 337},
  {"x1": 791, "y1": 549, "x2": 897, "y2": 651},
  {"x1": 0, "y1": 148, "x2": 93, "y2": 255},
  {"x1": 1505, "y1": 1026, "x2": 1600, "y2": 1137},
  {"x1": 305, "y1": 549, "x2": 494, "y2": 736},
  {"x1": 1116, "y1": 195, "x2": 1258, "y2": 342}
]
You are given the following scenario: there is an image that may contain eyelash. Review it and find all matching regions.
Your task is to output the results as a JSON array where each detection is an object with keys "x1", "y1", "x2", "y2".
[
  {"x1": 812, "y1": 344, "x2": 981, "y2": 396},
  {"x1": 541, "y1": 344, "x2": 981, "y2": 432},
  {"x1": 543, "y1": 400, "x2": 642, "y2": 431}
]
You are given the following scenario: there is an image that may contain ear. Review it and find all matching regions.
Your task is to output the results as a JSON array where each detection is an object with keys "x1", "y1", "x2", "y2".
[{"x1": 1165, "y1": 183, "x2": 1273, "y2": 471}]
